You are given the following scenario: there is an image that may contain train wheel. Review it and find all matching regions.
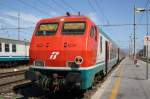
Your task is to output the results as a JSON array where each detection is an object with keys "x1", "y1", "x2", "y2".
[
  {"x1": 5, "y1": 63, "x2": 9, "y2": 68},
  {"x1": 101, "y1": 71, "x2": 105, "y2": 78},
  {"x1": 9, "y1": 62, "x2": 12, "y2": 67},
  {"x1": 14, "y1": 62, "x2": 18, "y2": 67},
  {"x1": 1, "y1": 63, "x2": 4, "y2": 68}
]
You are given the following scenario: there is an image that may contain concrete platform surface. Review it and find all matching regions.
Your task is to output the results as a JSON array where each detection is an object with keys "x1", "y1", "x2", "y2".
[{"x1": 92, "y1": 57, "x2": 150, "y2": 99}]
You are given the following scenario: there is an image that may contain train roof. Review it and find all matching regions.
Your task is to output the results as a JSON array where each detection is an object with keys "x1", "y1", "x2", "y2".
[
  {"x1": 0, "y1": 37, "x2": 30, "y2": 45},
  {"x1": 38, "y1": 15, "x2": 92, "y2": 23}
]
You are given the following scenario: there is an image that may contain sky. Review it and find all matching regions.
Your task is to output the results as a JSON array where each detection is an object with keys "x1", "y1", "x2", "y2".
[{"x1": 0, "y1": 0, "x2": 149, "y2": 52}]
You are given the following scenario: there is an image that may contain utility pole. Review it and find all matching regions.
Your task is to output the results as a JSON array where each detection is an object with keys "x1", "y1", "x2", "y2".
[
  {"x1": 6, "y1": 31, "x2": 9, "y2": 38},
  {"x1": 18, "y1": 11, "x2": 20, "y2": 40},
  {"x1": 129, "y1": 36, "x2": 132, "y2": 57},
  {"x1": 133, "y1": 5, "x2": 136, "y2": 59},
  {"x1": 135, "y1": 7, "x2": 150, "y2": 79},
  {"x1": 146, "y1": 10, "x2": 149, "y2": 80},
  {"x1": 129, "y1": 38, "x2": 131, "y2": 56}
]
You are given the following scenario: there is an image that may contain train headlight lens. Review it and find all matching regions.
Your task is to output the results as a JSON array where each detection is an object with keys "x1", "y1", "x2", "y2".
[{"x1": 74, "y1": 56, "x2": 83, "y2": 65}]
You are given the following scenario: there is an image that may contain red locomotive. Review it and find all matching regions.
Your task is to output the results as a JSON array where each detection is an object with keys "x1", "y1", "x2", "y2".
[
  {"x1": 26, "y1": 14, "x2": 124, "y2": 92},
  {"x1": 30, "y1": 15, "x2": 98, "y2": 67}
]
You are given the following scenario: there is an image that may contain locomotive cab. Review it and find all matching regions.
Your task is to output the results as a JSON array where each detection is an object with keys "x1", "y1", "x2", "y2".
[
  {"x1": 30, "y1": 16, "x2": 99, "y2": 68},
  {"x1": 27, "y1": 15, "x2": 101, "y2": 91}
]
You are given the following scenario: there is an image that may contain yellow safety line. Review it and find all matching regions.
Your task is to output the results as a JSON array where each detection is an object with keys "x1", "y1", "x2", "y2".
[{"x1": 109, "y1": 67, "x2": 122, "y2": 99}]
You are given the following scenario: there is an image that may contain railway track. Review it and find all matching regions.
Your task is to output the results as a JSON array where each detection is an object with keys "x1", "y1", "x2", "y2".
[
  {"x1": 0, "y1": 65, "x2": 29, "y2": 74},
  {"x1": 0, "y1": 70, "x2": 26, "y2": 79},
  {"x1": 0, "y1": 69, "x2": 31, "y2": 93}
]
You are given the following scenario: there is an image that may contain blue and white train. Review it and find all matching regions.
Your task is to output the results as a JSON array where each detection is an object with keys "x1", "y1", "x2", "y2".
[{"x1": 0, "y1": 38, "x2": 29, "y2": 67}]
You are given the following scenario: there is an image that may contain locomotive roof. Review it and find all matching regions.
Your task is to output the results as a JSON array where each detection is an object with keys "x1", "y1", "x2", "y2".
[
  {"x1": 0, "y1": 37, "x2": 30, "y2": 45},
  {"x1": 39, "y1": 15, "x2": 91, "y2": 22}
]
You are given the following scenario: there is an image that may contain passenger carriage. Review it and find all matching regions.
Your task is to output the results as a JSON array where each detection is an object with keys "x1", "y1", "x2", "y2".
[{"x1": 0, "y1": 38, "x2": 29, "y2": 67}]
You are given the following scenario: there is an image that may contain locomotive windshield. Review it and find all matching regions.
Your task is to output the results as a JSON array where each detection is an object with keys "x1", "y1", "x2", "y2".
[
  {"x1": 62, "y1": 22, "x2": 86, "y2": 35},
  {"x1": 36, "y1": 23, "x2": 58, "y2": 36}
]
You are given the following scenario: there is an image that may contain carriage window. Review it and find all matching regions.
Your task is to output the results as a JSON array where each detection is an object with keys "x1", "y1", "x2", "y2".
[
  {"x1": 5, "y1": 44, "x2": 9, "y2": 52},
  {"x1": 36, "y1": 23, "x2": 58, "y2": 36},
  {"x1": 62, "y1": 22, "x2": 86, "y2": 35},
  {"x1": 12, "y1": 44, "x2": 16, "y2": 52},
  {"x1": 0, "y1": 43, "x2": 2, "y2": 52}
]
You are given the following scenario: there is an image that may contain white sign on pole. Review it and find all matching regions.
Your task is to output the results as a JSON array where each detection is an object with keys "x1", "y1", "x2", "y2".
[{"x1": 144, "y1": 36, "x2": 150, "y2": 45}]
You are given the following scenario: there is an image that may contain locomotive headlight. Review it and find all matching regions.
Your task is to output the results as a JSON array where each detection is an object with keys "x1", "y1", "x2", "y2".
[{"x1": 74, "y1": 56, "x2": 83, "y2": 65}]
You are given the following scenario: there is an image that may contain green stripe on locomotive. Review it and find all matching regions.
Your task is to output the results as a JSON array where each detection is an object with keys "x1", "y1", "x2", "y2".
[
  {"x1": 80, "y1": 62, "x2": 105, "y2": 89},
  {"x1": 80, "y1": 58, "x2": 117, "y2": 89},
  {"x1": 29, "y1": 58, "x2": 118, "y2": 90}
]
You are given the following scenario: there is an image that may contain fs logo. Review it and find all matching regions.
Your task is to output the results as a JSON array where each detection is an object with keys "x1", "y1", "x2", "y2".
[{"x1": 49, "y1": 51, "x2": 60, "y2": 60}]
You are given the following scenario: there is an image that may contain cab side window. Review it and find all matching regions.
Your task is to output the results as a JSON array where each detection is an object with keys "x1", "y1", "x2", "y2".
[
  {"x1": 94, "y1": 26, "x2": 98, "y2": 41},
  {"x1": 90, "y1": 26, "x2": 97, "y2": 41},
  {"x1": 90, "y1": 26, "x2": 95, "y2": 38}
]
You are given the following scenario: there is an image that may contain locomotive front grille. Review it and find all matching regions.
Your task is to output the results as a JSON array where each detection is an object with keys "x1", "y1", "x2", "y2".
[{"x1": 34, "y1": 60, "x2": 45, "y2": 66}]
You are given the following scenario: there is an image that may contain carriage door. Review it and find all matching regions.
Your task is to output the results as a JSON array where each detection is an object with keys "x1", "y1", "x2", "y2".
[{"x1": 105, "y1": 41, "x2": 109, "y2": 74}]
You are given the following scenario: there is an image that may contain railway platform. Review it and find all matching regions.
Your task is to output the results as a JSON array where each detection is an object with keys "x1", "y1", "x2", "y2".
[{"x1": 92, "y1": 57, "x2": 150, "y2": 99}]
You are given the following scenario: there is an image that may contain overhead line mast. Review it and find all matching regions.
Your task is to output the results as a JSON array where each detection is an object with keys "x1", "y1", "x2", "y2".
[
  {"x1": 18, "y1": 11, "x2": 20, "y2": 40},
  {"x1": 133, "y1": 5, "x2": 136, "y2": 58}
]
